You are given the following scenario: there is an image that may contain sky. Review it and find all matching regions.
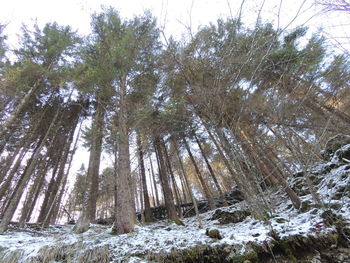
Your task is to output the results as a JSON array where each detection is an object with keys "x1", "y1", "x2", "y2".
[{"x1": 1, "y1": 0, "x2": 349, "y2": 51}]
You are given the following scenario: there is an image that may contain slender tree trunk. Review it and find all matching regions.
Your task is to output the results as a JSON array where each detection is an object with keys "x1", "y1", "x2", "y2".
[
  {"x1": 182, "y1": 137, "x2": 215, "y2": 210},
  {"x1": 149, "y1": 154, "x2": 160, "y2": 206},
  {"x1": 162, "y1": 140, "x2": 182, "y2": 217},
  {"x1": 19, "y1": 160, "x2": 48, "y2": 226},
  {"x1": 86, "y1": 100, "x2": 105, "y2": 222},
  {"x1": 0, "y1": 147, "x2": 29, "y2": 203},
  {"x1": 37, "y1": 155, "x2": 61, "y2": 223},
  {"x1": 0, "y1": 109, "x2": 60, "y2": 234},
  {"x1": 154, "y1": 135, "x2": 179, "y2": 221},
  {"x1": 194, "y1": 133, "x2": 227, "y2": 205},
  {"x1": 51, "y1": 121, "x2": 82, "y2": 224},
  {"x1": 0, "y1": 142, "x2": 22, "y2": 184},
  {"x1": 42, "y1": 120, "x2": 77, "y2": 227},
  {"x1": 0, "y1": 83, "x2": 42, "y2": 154},
  {"x1": 137, "y1": 133, "x2": 154, "y2": 222},
  {"x1": 74, "y1": 101, "x2": 105, "y2": 233},
  {"x1": 173, "y1": 139, "x2": 202, "y2": 227}
]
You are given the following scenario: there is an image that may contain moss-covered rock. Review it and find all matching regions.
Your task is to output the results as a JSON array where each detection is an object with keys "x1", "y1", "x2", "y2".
[
  {"x1": 205, "y1": 228, "x2": 223, "y2": 239},
  {"x1": 211, "y1": 209, "x2": 251, "y2": 224},
  {"x1": 322, "y1": 134, "x2": 350, "y2": 160}
]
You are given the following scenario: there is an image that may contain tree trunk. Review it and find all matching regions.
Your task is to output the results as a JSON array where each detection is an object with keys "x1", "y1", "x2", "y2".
[
  {"x1": 137, "y1": 133, "x2": 154, "y2": 222},
  {"x1": 162, "y1": 140, "x2": 183, "y2": 217},
  {"x1": 19, "y1": 160, "x2": 49, "y2": 227},
  {"x1": 74, "y1": 100, "x2": 105, "y2": 233},
  {"x1": 86, "y1": 100, "x2": 105, "y2": 222},
  {"x1": 112, "y1": 80, "x2": 136, "y2": 234},
  {"x1": 0, "y1": 109, "x2": 60, "y2": 234},
  {"x1": 0, "y1": 82, "x2": 42, "y2": 154},
  {"x1": 42, "y1": 120, "x2": 77, "y2": 227},
  {"x1": 51, "y1": 121, "x2": 82, "y2": 224},
  {"x1": 194, "y1": 133, "x2": 227, "y2": 205},
  {"x1": 182, "y1": 137, "x2": 215, "y2": 210},
  {"x1": 154, "y1": 135, "x2": 179, "y2": 221},
  {"x1": 173, "y1": 138, "x2": 202, "y2": 227},
  {"x1": 149, "y1": 154, "x2": 160, "y2": 206}
]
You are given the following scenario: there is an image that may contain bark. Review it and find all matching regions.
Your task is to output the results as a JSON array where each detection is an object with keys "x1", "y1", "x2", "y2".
[
  {"x1": 112, "y1": 80, "x2": 136, "y2": 234},
  {"x1": 182, "y1": 137, "x2": 215, "y2": 210},
  {"x1": 86, "y1": 100, "x2": 105, "y2": 222},
  {"x1": 42, "y1": 120, "x2": 77, "y2": 227},
  {"x1": 137, "y1": 133, "x2": 154, "y2": 222},
  {"x1": 194, "y1": 133, "x2": 227, "y2": 205},
  {"x1": 0, "y1": 147, "x2": 28, "y2": 203},
  {"x1": 37, "y1": 154, "x2": 61, "y2": 223},
  {"x1": 154, "y1": 135, "x2": 179, "y2": 220},
  {"x1": 0, "y1": 109, "x2": 60, "y2": 234},
  {"x1": 19, "y1": 160, "x2": 49, "y2": 227},
  {"x1": 0, "y1": 83, "x2": 41, "y2": 154},
  {"x1": 74, "y1": 101, "x2": 105, "y2": 233},
  {"x1": 51, "y1": 121, "x2": 83, "y2": 224},
  {"x1": 149, "y1": 154, "x2": 160, "y2": 206},
  {"x1": 173, "y1": 138, "x2": 202, "y2": 227},
  {"x1": 162, "y1": 140, "x2": 183, "y2": 217}
]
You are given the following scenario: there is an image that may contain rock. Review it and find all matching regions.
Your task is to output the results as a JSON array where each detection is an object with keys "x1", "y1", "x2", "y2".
[
  {"x1": 211, "y1": 209, "x2": 251, "y2": 224},
  {"x1": 323, "y1": 134, "x2": 350, "y2": 160},
  {"x1": 332, "y1": 144, "x2": 350, "y2": 163},
  {"x1": 73, "y1": 221, "x2": 90, "y2": 234},
  {"x1": 300, "y1": 200, "x2": 313, "y2": 212},
  {"x1": 226, "y1": 187, "x2": 245, "y2": 202},
  {"x1": 205, "y1": 228, "x2": 223, "y2": 239}
]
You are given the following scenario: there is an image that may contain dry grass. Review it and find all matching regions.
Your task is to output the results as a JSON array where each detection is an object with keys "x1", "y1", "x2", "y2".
[
  {"x1": 24, "y1": 242, "x2": 110, "y2": 263},
  {"x1": 0, "y1": 249, "x2": 24, "y2": 263}
]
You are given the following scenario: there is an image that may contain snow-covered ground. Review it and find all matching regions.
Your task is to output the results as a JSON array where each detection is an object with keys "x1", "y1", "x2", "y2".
[{"x1": 0, "y1": 146, "x2": 349, "y2": 263}]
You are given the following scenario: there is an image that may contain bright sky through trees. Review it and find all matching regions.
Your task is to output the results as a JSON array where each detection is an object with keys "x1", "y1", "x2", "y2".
[{"x1": 1, "y1": 0, "x2": 349, "y2": 52}]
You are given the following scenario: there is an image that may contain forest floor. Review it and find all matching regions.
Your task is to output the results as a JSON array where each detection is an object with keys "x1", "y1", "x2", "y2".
[{"x1": 0, "y1": 145, "x2": 349, "y2": 263}]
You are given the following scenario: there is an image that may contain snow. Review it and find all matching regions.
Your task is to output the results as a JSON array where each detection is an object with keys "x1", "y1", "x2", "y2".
[{"x1": 0, "y1": 147, "x2": 349, "y2": 262}]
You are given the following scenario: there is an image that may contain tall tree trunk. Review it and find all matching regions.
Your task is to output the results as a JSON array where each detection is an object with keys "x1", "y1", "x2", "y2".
[
  {"x1": 173, "y1": 138, "x2": 202, "y2": 227},
  {"x1": 182, "y1": 137, "x2": 215, "y2": 210},
  {"x1": 194, "y1": 133, "x2": 227, "y2": 205},
  {"x1": 149, "y1": 154, "x2": 160, "y2": 206},
  {"x1": 37, "y1": 154, "x2": 62, "y2": 223},
  {"x1": 112, "y1": 80, "x2": 136, "y2": 234},
  {"x1": 154, "y1": 135, "x2": 179, "y2": 221},
  {"x1": 162, "y1": 140, "x2": 182, "y2": 217},
  {"x1": 0, "y1": 147, "x2": 29, "y2": 203},
  {"x1": 51, "y1": 121, "x2": 82, "y2": 224},
  {"x1": 74, "y1": 101, "x2": 105, "y2": 233},
  {"x1": 0, "y1": 109, "x2": 60, "y2": 234},
  {"x1": 19, "y1": 160, "x2": 49, "y2": 227},
  {"x1": 86, "y1": 100, "x2": 105, "y2": 222},
  {"x1": 137, "y1": 133, "x2": 154, "y2": 222},
  {"x1": 42, "y1": 120, "x2": 77, "y2": 227},
  {"x1": 0, "y1": 83, "x2": 41, "y2": 154}
]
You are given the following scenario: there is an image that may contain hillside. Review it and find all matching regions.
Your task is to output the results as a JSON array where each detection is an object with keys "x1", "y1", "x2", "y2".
[{"x1": 0, "y1": 142, "x2": 349, "y2": 263}]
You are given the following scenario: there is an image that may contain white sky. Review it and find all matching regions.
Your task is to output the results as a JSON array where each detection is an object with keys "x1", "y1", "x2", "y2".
[{"x1": 1, "y1": 0, "x2": 349, "y2": 51}]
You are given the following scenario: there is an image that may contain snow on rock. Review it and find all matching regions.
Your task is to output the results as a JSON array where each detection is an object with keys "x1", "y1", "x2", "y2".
[{"x1": 0, "y1": 146, "x2": 349, "y2": 262}]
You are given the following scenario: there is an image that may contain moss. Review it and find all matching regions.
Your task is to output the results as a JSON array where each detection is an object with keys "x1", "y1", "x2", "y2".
[
  {"x1": 275, "y1": 218, "x2": 287, "y2": 224},
  {"x1": 172, "y1": 219, "x2": 185, "y2": 226},
  {"x1": 233, "y1": 250, "x2": 258, "y2": 263},
  {"x1": 206, "y1": 228, "x2": 223, "y2": 239},
  {"x1": 300, "y1": 200, "x2": 312, "y2": 212}
]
